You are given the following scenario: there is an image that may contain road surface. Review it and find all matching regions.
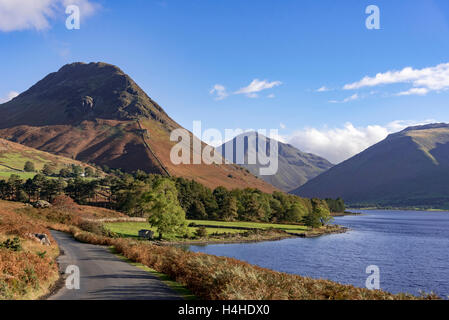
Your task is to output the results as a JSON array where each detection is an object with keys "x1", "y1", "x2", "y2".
[{"x1": 49, "y1": 230, "x2": 181, "y2": 300}]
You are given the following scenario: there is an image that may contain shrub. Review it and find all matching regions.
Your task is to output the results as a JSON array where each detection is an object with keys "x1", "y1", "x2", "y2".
[
  {"x1": 77, "y1": 220, "x2": 118, "y2": 238},
  {"x1": 194, "y1": 226, "x2": 208, "y2": 238},
  {"x1": 52, "y1": 195, "x2": 78, "y2": 211},
  {"x1": 0, "y1": 237, "x2": 22, "y2": 251},
  {"x1": 16, "y1": 190, "x2": 29, "y2": 203},
  {"x1": 24, "y1": 161, "x2": 35, "y2": 172}
]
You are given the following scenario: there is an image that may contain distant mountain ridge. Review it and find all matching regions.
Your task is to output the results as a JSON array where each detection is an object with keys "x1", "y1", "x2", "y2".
[
  {"x1": 218, "y1": 132, "x2": 333, "y2": 192},
  {"x1": 0, "y1": 62, "x2": 277, "y2": 193},
  {"x1": 293, "y1": 123, "x2": 449, "y2": 209}
]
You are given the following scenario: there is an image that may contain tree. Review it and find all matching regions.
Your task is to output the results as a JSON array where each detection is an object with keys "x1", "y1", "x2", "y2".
[
  {"x1": 187, "y1": 200, "x2": 207, "y2": 220},
  {"x1": 194, "y1": 226, "x2": 208, "y2": 238},
  {"x1": 222, "y1": 196, "x2": 238, "y2": 221},
  {"x1": 23, "y1": 179, "x2": 36, "y2": 201},
  {"x1": 52, "y1": 194, "x2": 78, "y2": 211},
  {"x1": 84, "y1": 167, "x2": 95, "y2": 177},
  {"x1": 24, "y1": 161, "x2": 35, "y2": 172},
  {"x1": 116, "y1": 180, "x2": 151, "y2": 217},
  {"x1": 304, "y1": 199, "x2": 332, "y2": 228},
  {"x1": 59, "y1": 167, "x2": 71, "y2": 178},
  {"x1": 16, "y1": 190, "x2": 29, "y2": 203},
  {"x1": 8, "y1": 174, "x2": 23, "y2": 201},
  {"x1": 325, "y1": 198, "x2": 346, "y2": 213},
  {"x1": 71, "y1": 165, "x2": 83, "y2": 177},
  {"x1": 41, "y1": 179, "x2": 62, "y2": 202},
  {"x1": 42, "y1": 163, "x2": 56, "y2": 176},
  {"x1": 268, "y1": 198, "x2": 282, "y2": 223},
  {"x1": 31, "y1": 173, "x2": 47, "y2": 200},
  {"x1": 285, "y1": 202, "x2": 305, "y2": 223},
  {"x1": 143, "y1": 179, "x2": 187, "y2": 240}
]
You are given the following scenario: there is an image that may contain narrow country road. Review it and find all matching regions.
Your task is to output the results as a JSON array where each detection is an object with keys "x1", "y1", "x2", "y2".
[{"x1": 48, "y1": 230, "x2": 181, "y2": 300}]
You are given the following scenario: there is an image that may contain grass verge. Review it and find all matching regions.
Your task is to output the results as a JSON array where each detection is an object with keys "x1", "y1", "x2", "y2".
[{"x1": 109, "y1": 247, "x2": 196, "y2": 300}]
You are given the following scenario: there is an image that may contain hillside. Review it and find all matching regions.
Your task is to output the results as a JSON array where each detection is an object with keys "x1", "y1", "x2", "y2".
[
  {"x1": 0, "y1": 137, "x2": 96, "y2": 179},
  {"x1": 293, "y1": 123, "x2": 449, "y2": 209},
  {"x1": 218, "y1": 132, "x2": 333, "y2": 192},
  {"x1": 0, "y1": 62, "x2": 276, "y2": 192}
]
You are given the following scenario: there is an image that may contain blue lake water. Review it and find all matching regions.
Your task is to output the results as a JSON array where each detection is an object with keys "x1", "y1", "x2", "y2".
[{"x1": 189, "y1": 210, "x2": 449, "y2": 297}]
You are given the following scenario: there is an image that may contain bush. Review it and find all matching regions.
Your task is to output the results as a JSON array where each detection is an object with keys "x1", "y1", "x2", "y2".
[
  {"x1": 16, "y1": 190, "x2": 29, "y2": 203},
  {"x1": 77, "y1": 220, "x2": 118, "y2": 238},
  {"x1": 0, "y1": 237, "x2": 22, "y2": 251},
  {"x1": 52, "y1": 195, "x2": 78, "y2": 211},
  {"x1": 194, "y1": 226, "x2": 208, "y2": 238},
  {"x1": 24, "y1": 161, "x2": 35, "y2": 172}
]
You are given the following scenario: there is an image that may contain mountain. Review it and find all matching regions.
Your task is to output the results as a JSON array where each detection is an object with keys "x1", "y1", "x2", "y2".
[
  {"x1": 293, "y1": 123, "x2": 449, "y2": 208},
  {"x1": 0, "y1": 137, "x2": 96, "y2": 177},
  {"x1": 0, "y1": 62, "x2": 276, "y2": 192},
  {"x1": 217, "y1": 132, "x2": 333, "y2": 192}
]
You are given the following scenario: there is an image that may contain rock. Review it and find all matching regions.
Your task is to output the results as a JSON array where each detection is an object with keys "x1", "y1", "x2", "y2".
[
  {"x1": 138, "y1": 229, "x2": 154, "y2": 240},
  {"x1": 33, "y1": 200, "x2": 52, "y2": 208},
  {"x1": 27, "y1": 233, "x2": 51, "y2": 246},
  {"x1": 80, "y1": 96, "x2": 94, "y2": 113}
]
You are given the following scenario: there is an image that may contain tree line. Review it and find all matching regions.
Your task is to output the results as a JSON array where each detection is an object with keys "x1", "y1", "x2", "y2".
[
  {"x1": 0, "y1": 169, "x2": 344, "y2": 228},
  {"x1": 23, "y1": 161, "x2": 101, "y2": 178}
]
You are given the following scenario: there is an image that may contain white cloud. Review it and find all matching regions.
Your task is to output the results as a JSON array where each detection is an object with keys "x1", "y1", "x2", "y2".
[
  {"x1": 235, "y1": 79, "x2": 282, "y2": 98},
  {"x1": 62, "y1": 0, "x2": 98, "y2": 16},
  {"x1": 267, "y1": 93, "x2": 275, "y2": 98},
  {"x1": 329, "y1": 93, "x2": 359, "y2": 104},
  {"x1": 286, "y1": 120, "x2": 435, "y2": 164},
  {"x1": 0, "y1": 0, "x2": 99, "y2": 32},
  {"x1": 316, "y1": 86, "x2": 330, "y2": 92},
  {"x1": 343, "y1": 62, "x2": 449, "y2": 96},
  {"x1": 396, "y1": 87, "x2": 429, "y2": 96},
  {"x1": 279, "y1": 122, "x2": 286, "y2": 129},
  {"x1": 0, "y1": 90, "x2": 19, "y2": 103},
  {"x1": 269, "y1": 132, "x2": 287, "y2": 144},
  {"x1": 209, "y1": 84, "x2": 228, "y2": 101}
]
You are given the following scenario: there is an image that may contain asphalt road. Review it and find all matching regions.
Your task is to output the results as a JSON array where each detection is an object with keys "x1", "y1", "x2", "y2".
[{"x1": 48, "y1": 230, "x2": 181, "y2": 300}]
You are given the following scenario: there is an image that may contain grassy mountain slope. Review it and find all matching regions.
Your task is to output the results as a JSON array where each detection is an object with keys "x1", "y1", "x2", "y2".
[
  {"x1": 0, "y1": 62, "x2": 276, "y2": 192},
  {"x1": 218, "y1": 132, "x2": 333, "y2": 192},
  {"x1": 293, "y1": 123, "x2": 449, "y2": 209},
  {"x1": 0, "y1": 137, "x2": 95, "y2": 179}
]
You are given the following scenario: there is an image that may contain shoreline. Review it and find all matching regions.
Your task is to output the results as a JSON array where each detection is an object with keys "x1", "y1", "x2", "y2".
[
  {"x1": 331, "y1": 211, "x2": 362, "y2": 217},
  {"x1": 154, "y1": 225, "x2": 349, "y2": 246},
  {"x1": 348, "y1": 207, "x2": 449, "y2": 213}
]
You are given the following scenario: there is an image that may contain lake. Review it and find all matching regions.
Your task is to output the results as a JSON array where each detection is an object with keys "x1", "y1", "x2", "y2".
[{"x1": 189, "y1": 210, "x2": 449, "y2": 297}]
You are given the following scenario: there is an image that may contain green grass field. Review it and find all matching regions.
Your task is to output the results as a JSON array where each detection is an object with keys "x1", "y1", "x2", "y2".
[
  {"x1": 189, "y1": 219, "x2": 309, "y2": 234},
  {"x1": 0, "y1": 140, "x2": 101, "y2": 181},
  {"x1": 105, "y1": 219, "x2": 309, "y2": 239},
  {"x1": 105, "y1": 221, "x2": 247, "y2": 238},
  {"x1": 0, "y1": 171, "x2": 37, "y2": 180},
  {"x1": 0, "y1": 171, "x2": 100, "y2": 181}
]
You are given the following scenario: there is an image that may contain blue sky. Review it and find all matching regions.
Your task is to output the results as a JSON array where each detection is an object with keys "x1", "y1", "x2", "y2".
[{"x1": 1, "y1": 0, "x2": 449, "y2": 162}]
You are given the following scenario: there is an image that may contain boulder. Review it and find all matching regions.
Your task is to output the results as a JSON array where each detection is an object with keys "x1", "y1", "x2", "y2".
[
  {"x1": 27, "y1": 233, "x2": 51, "y2": 246},
  {"x1": 138, "y1": 229, "x2": 154, "y2": 240},
  {"x1": 33, "y1": 200, "x2": 52, "y2": 208}
]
